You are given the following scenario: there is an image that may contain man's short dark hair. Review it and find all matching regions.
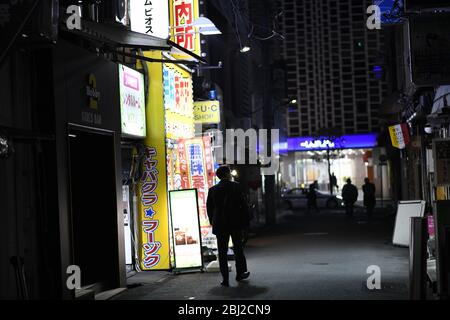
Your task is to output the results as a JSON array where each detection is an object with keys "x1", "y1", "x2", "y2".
[{"x1": 216, "y1": 166, "x2": 231, "y2": 180}]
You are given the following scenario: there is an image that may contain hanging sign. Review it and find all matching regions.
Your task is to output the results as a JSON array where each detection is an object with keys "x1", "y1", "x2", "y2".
[
  {"x1": 169, "y1": 0, "x2": 201, "y2": 56},
  {"x1": 389, "y1": 123, "x2": 410, "y2": 149},
  {"x1": 119, "y1": 64, "x2": 146, "y2": 138},
  {"x1": 193, "y1": 100, "x2": 220, "y2": 124},
  {"x1": 129, "y1": 0, "x2": 170, "y2": 39}
]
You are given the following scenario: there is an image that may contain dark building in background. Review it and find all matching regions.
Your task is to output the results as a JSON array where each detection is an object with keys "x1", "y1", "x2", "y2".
[
  {"x1": 278, "y1": 0, "x2": 387, "y2": 136},
  {"x1": 200, "y1": 0, "x2": 284, "y2": 224}
]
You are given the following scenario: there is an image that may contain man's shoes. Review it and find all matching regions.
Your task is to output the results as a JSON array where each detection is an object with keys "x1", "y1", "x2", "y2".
[
  {"x1": 221, "y1": 280, "x2": 229, "y2": 287},
  {"x1": 236, "y1": 271, "x2": 250, "y2": 281}
]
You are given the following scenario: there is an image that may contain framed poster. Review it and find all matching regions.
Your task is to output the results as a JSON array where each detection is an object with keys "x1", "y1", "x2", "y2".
[{"x1": 169, "y1": 189, "x2": 203, "y2": 270}]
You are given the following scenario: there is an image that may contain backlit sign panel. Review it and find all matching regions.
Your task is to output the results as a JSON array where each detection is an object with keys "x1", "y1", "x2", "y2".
[
  {"x1": 287, "y1": 134, "x2": 378, "y2": 152},
  {"x1": 119, "y1": 64, "x2": 146, "y2": 138},
  {"x1": 130, "y1": 0, "x2": 170, "y2": 39}
]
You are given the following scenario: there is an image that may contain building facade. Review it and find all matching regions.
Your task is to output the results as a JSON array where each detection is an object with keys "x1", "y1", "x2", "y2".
[{"x1": 278, "y1": 0, "x2": 387, "y2": 137}]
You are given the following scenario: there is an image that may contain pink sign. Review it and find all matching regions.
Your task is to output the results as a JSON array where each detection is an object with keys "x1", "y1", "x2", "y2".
[
  {"x1": 428, "y1": 215, "x2": 435, "y2": 237},
  {"x1": 124, "y1": 72, "x2": 139, "y2": 91}
]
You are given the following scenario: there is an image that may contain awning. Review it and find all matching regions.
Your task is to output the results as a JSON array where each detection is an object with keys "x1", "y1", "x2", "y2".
[
  {"x1": 431, "y1": 85, "x2": 450, "y2": 114},
  {"x1": 427, "y1": 85, "x2": 450, "y2": 127},
  {"x1": 60, "y1": 18, "x2": 206, "y2": 65}
]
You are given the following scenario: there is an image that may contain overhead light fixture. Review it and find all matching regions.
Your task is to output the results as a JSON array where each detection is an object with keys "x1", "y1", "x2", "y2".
[
  {"x1": 240, "y1": 46, "x2": 251, "y2": 53},
  {"x1": 290, "y1": 99, "x2": 297, "y2": 104},
  {"x1": 192, "y1": 17, "x2": 216, "y2": 28},
  {"x1": 170, "y1": 16, "x2": 221, "y2": 36},
  {"x1": 198, "y1": 26, "x2": 221, "y2": 35}
]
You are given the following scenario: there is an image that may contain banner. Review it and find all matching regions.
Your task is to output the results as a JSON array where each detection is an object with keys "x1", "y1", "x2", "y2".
[
  {"x1": 389, "y1": 123, "x2": 410, "y2": 149},
  {"x1": 193, "y1": 100, "x2": 220, "y2": 124},
  {"x1": 137, "y1": 51, "x2": 170, "y2": 270},
  {"x1": 169, "y1": 0, "x2": 201, "y2": 57},
  {"x1": 169, "y1": 189, "x2": 203, "y2": 269}
]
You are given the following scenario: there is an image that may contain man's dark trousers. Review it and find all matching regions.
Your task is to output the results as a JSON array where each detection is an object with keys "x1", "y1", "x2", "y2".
[{"x1": 217, "y1": 230, "x2": 247, "y2": 282}]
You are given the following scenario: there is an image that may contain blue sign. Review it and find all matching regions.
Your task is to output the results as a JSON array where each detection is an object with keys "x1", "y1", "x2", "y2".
[
  {"x1": 374, "y1": 0, "x2": 404, "y2": 24},
  {"x1": 287, "y1": 134, "x2": 378, "y2": 152}
]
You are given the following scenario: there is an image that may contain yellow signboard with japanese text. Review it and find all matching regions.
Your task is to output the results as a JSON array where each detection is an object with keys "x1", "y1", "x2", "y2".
[
  {"x1": 163, "y1": 63, "x2": 195, "y2": 140},
  {"x1": 169, "y1": 0, "x2": 201, "y2": 57},
  {"x1": 194, "y1": 100, "x2": 220, "y2": 124},
  {"x1": 137, "y1": 51, "x2": 171, "y2": 270}
]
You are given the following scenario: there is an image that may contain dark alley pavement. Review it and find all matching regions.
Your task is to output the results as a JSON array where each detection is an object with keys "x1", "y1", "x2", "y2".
[{"x1": 114, "y1": 206, "x2": 409, "y2": 300}]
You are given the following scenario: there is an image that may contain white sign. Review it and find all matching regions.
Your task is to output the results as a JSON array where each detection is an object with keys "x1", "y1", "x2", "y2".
[
  {"x1": 300, "y1": 140, "x2": 335, "y2": 149},
  {"x1": 392, "y1": 200, "x2": 426, "y2": 247},
  {"x1": 169, "y1": 189, "x2": 203, "y2": 270},
  {"x1": 129, "y1": 0, "x2": 170, "y2": 39},
  {"x1": 119, "y1": 64, "x2": 146, "y2": 138}
]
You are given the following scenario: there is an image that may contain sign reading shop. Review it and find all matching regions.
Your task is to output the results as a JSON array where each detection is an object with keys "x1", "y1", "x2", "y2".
[{"x1": 129, "y1": 0, "x2": 170, "y2": 39}]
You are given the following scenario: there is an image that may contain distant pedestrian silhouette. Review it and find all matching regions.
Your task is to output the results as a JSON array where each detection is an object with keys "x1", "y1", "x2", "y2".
[
  {"x1": 307, "y1": 180, "x2": 319, "y2": 214},
  {"x1": 342, "y1": 178, "x2": 358, "y2": 218},
  {"x1": 206, "y1": 166, "x2": 251, "y2": 287},
  {"x1": 362, "y1": 178, "x2": 376, "y2": 219},
  {"x1": 330, "y1": 173, "x2": 338, "y2": 194}
]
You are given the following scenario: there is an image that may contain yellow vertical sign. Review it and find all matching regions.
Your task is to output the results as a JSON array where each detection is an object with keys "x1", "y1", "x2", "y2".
[
  {"x1": 169, "y1": 0, "x2": 201, "y2": 57},
  {"x1": 389, "y1": 125, "x2": 400, "y2": 148},
  {"x1": 137, "y1": 51, "x2": 170, "y2": 270}
]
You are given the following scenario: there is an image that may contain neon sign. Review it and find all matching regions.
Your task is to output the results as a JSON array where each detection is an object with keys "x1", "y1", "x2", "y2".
[{"x1": 287, "y1": 134, "x2": 378, "y2": 151}]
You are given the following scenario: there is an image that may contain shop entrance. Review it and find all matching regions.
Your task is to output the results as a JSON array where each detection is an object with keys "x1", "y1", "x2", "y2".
[{"x1": 68, "y1": 126, "x2": 119, "y2": 293}]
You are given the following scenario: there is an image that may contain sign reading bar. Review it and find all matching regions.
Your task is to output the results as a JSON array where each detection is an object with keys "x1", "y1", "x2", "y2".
[
  {"x1": 169, "y1": 189, "x2": 203, "y2": 270},
  {"x1": 194, "y1": 100, "x2": 220, "y2": 124},
  {"x1": 130, "y1": 0, "x2": 170, "y2": 39},
  {"x1": 119, "y1": 64, "x2": 146, "y2": 138}
]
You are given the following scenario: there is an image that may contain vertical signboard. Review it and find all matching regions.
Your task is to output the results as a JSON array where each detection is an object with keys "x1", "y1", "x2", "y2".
[
  {"x1": 129, "y1": 0, "x2": 170, "y2": 39},
  {"x1": 163, "y1": 63, "x2": 195, "y2": 139},
  {"x1": 177, "y1": 137, "x2": 216, "y2": 249},
  {"x1": 169, "y1": 0, "x2": 201, "y2": 57},
  {"x1": 119, "y1": 64, "x2": 146, "y2": 138},
  {"x1": 169, "y1": 189, "x2": 203, "y2": 270},
  {"x1": 137, "y1": 51, "x2": 170, "y2": 270},
  {"x1": 433, "y1": 139, "x2": 450, "y2": 186}
]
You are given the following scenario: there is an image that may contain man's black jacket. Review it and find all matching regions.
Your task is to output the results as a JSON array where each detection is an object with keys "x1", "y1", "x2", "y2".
[{"x1": 206, "y1": 179, "x2": 250, "y2": 235}]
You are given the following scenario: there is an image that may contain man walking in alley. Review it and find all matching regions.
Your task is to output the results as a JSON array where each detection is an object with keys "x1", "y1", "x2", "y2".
[
  {"x1": 342, "y1": 178, "x2": 358, "y2": 218},
  {"x1": 362, "y1": 178, "x2": 376, "y2": 220},
  {"x1": 206, "y1": 165, "x2": 251, "y2": 287}
]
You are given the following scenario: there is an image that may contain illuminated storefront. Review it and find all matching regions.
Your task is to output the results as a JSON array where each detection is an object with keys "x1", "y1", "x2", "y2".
[
  {"x1": 280, "y1": 134, "x2": 391, "y2": 199},
  {"x1": 134, "y1": 0, "x2": 217, "y2": 271}
]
